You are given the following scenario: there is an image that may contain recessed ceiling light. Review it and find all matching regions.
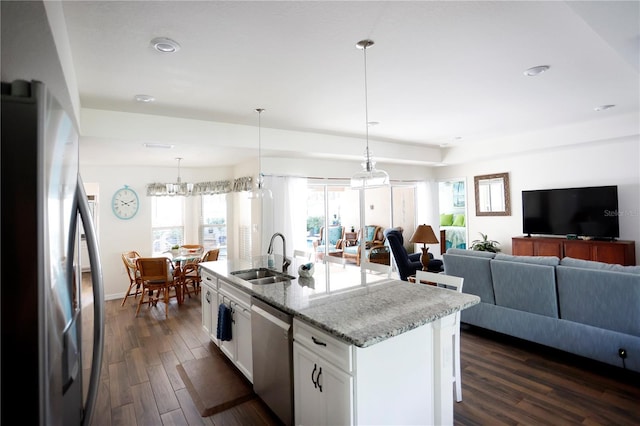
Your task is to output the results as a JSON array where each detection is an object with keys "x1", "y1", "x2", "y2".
[
  {"x1": 523, "y1": 65, "x2": 550, "y2": 77},
  {"x1": 150, "y1": 37, "x2": 181, "y2": 53},
  {"x1": 134, "y1": 94, "x2": 155, "y2": 103},
  {"x1": 367, "y1": 121, "x2": 379, "y2": 127},
  {"x1": 143, "y1": 143, "x2": 175, "y2": 149},
  {"x1": 594, "y1": 104, "x2": 616, "y2": 111}
]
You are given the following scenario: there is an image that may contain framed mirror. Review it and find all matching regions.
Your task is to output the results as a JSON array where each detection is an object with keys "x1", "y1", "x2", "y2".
[{"x1": 474, "y1": 172, "x2": 511, "y2": 216}]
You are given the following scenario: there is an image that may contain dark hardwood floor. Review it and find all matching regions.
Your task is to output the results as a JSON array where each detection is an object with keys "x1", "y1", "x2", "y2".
[
  {"x1": 89, "y1": 277, "x2": 640, "y2": 425},
  {"x1": 454, "y1": 324, "x2": 639, "y2": 425}
]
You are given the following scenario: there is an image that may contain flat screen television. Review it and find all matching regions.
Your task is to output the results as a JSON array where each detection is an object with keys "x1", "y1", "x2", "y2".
[{"x1": 522, "y1": 185, "x2": 619, "y2": 239}]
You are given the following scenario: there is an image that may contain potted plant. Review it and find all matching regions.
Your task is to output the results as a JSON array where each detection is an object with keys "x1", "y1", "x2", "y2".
[
  {"x1": 471, "y1": 233, "x2": 501, "y2": 253},
  {"x1": 171, "y1": 244, "x2": 180, "y2": 256}
]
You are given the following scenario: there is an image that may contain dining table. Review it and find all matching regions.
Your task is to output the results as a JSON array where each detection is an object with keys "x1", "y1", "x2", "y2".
[{"x1": 170, "y1": 253, "x2": 202, "y2": 303}]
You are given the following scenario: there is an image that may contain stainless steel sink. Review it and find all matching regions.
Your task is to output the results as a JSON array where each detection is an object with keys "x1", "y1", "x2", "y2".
[
  {"x1": 231, "y1": 268, "x2": 295, "y2": 285},
  {"x1": 248, "y1": 276, "x2": 292, "y2": 285}
]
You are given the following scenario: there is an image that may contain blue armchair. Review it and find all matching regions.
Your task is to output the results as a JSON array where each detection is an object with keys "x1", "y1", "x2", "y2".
[
  {"x1": 313, "y1": 225, "x2": 345, "y2": 261},
  {"x1": 342, "y1": 225, "x2": 384, "y2": 266},
  {"x1": 384, "y1": 228, "x2": 443, "y2": 281}
]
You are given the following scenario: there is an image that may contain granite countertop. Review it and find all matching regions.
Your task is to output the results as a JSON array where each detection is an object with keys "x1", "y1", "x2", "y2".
[{"x1": 200, "y1": 256, "x2": 480, "y2": 348}]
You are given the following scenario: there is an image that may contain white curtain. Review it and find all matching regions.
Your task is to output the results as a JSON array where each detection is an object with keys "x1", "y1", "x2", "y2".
[
  {"x1": 262, "y1": 175, "x2": 308, "y2": 257},
  {"x1": 416, "y1": 180, "x2": 441, "y2": 256}
]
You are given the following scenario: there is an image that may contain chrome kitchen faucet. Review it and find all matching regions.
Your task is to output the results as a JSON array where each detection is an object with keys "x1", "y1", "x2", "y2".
[{"x1": 267, "y1": 233, "x2": 291, "y2": 273}]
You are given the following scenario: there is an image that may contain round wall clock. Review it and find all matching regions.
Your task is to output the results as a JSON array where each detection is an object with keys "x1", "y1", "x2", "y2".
[{"x1": 112, "y1": 185, "x2": 139, "y2": 220}]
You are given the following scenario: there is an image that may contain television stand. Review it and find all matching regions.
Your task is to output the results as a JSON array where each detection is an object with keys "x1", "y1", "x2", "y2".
[{"x1": 512, "y1": 236, "x2": 635, "y2": 266}]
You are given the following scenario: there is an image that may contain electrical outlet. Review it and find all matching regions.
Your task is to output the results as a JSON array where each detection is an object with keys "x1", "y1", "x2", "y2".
[{"x1": 618, "y1": 348, "x2": 627, "y2": 359}]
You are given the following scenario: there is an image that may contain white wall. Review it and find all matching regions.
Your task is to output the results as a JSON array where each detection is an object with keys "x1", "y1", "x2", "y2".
[
  {"x1": 80, "y1": 157, "x2": 434, "y2": 299},
  {"x1": 89, "y1": 134, "x2": 640, "y2": 301},
  {"x1": 437, "y1": 136, "x2": 640, "y2": 262},
  {"x1": 80, "y1": 164, "x2": 234, "y2": 299}
]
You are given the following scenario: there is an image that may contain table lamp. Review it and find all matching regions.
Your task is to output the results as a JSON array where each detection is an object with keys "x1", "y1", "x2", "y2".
[{"x1": 409, "y1": 224, "x2": 439, "y2": 271}]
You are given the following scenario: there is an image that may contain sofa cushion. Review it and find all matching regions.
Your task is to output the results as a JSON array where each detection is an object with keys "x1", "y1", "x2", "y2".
[
  {"x1": 343, "y1": 246, "x2": 358, "y2": 256},
  {"x1": 490, "y1": 260, "x2": 559, "y2": 318},
  {"x1": 560, "y1": 257, "x2": 640, "y2": 274},
  {"x1": 443, "y1": 253, "x2": 495, "y2": 304},
  {"x1": 556, "y1": 266, "x2": 640, "y2": 336},
  {"x1": 447, "y1": 248, "x2": 496, "y2": 259},
  {"x1": 495, "y1": 253, "x2": 560, "y2": 266}
]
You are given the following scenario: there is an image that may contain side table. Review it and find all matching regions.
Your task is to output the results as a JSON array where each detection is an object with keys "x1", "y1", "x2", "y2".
[{"x1": 345, "y1": 231, "x2": 358, "y2": 247}]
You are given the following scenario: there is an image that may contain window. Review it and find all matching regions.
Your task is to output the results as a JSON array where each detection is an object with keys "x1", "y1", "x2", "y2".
[
  {"x1": 151, "y1": 197, "x2": 184, "y2": 255},
  {"x1": 305, "y1": 182, "x2": 360, "y2": 257},
  {"x1": 201, "y1": 194, "x2": 227, "y2": 259}
]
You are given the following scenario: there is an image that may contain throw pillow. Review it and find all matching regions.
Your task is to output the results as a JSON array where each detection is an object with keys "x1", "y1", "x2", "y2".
[
  {"x1": 440, "y1": 213, "x2": 454, "y2": 226},
  {"x1": 366, "y1": 225, "x2": 377, "y2": 241},
  {"x1": 327, "y1": 226, "x2": 342, "y2": 245},
  {"x1": 452, "y1": 214, "x2": 465, "y2": 227}
]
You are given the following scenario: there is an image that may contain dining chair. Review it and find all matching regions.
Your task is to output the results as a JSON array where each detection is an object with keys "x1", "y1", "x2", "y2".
[
  {"x1": 135, "y1": 257, "x2": 179, "y2": 318},
  {"x1": 293, "y1": 249, "x2": 310, "y2": 260},
  {"x1": 201, "y1": 249, "x2": 220, "y2": 262},
  {"x1": 324, "y1": 251, "x2": 346, "y2": 268},
  {"x1": 361, "y1": 260, "x2": 392, "y2": 278},
  {"x1": 120, "y1": 250, "x2": 142, "y2": 306},
  {"x1": 181, "y1": 256, "x2": 202, "y2": 299},
  {"x1": 415, "y1": 270, "x2": 464, "y2": 402},
  {"x1": 293, "y1": 249, "x2": 310, "y2": 265}
]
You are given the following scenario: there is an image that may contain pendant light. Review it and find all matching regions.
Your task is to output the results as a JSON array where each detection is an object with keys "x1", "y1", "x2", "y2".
[
  {"x1": 166, "y1": 157, "x2": 193, "y2": 196},
  {"x1": 249, "y1": 108, "x2": 272, "y2": 199},
  {"x1": 350, "y1": 39, "x2": 389, "y2": 189}
]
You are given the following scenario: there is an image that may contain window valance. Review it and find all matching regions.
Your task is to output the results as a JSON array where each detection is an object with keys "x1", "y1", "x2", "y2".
[{"x1": 146, "y1": 176, "x2": 253, "y2": 196}]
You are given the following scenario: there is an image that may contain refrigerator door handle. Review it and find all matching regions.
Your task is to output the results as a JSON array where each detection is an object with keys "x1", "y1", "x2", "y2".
[{"x1": 76, "y1": 176, "x2": 105, "y2": 426}]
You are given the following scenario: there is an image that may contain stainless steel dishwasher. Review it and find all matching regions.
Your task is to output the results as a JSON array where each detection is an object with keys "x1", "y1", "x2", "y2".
[{"x1": 251, "y1": 297, "x2": 293, "y2": 426}]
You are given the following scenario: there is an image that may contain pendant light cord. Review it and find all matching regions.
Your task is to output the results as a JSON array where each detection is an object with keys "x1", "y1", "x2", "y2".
[
  {"x1": 350, "y1": 39, "x2": 389, "y2": 189},
  {"x1": 363, "y1": 42, "x2": 370, "y2": 164},
  {"x1": 255, "y1": 108, "x2": 264, "y2": 187}
]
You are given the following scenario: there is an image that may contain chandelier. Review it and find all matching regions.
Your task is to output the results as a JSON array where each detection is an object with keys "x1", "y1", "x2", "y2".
[{"x1": 166, "y1": 157, "x2": 193, "y2": 196}]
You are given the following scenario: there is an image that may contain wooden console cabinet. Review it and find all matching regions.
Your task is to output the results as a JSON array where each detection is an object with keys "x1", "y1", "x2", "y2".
[{"x1": 512, "y1": 236, "x2": 636, "y2": 266}]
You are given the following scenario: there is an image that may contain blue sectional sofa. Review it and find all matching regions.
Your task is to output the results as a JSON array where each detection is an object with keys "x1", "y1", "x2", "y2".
[{"x1": 443, "y1": 248, "x2": 640, "y2": 372}]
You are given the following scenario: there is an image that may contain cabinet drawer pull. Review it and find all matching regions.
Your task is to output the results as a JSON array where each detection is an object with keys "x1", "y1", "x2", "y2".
[
  {"x1": 311, "y1": 363, "x2": 318, "y2": 388},
  {"x1": 206, "y1": 276, "x2": 212, "y2": 281},
  {"x1": 312, "y1": 336, "x2": 327, "y2": 347}
]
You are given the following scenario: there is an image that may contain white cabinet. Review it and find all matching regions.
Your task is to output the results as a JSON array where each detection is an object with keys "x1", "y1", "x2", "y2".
[
  {"x1": 234, "y1": 302, "x2": 253, "y2": 379},
  {"x1": 294, "y1": 341, "x2": 353, "y2": 426},
  {"x1": 218, "y1": 278, "x2": 253, "y2": 382},
  {"x1": 294, "y1": 317, "x2": 445, "y2": 426},
  {"x1": 200, "y1": 272, "x2": 253, "y2": 382},
  {"x1": 293, "y1": 320, "x2": 353, "y2": 426},
  {"x1": 200, "y1": 271, "x2": 218, "y2": 345}
]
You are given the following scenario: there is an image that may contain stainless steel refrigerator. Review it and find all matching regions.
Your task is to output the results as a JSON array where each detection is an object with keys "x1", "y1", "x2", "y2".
[{"x1": 1, "y1": 80, "x2": 105, "y2": 425}]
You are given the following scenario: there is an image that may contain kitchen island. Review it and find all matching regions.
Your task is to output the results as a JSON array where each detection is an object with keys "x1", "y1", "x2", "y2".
[{"x1": 200, "y1": 257, "x2": 479, "y2": 425}]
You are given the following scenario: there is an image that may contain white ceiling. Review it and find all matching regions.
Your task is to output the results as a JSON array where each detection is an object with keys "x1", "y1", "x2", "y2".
[{"x1": 58, "y1": 1, "x2": 639, "y2": 167}]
